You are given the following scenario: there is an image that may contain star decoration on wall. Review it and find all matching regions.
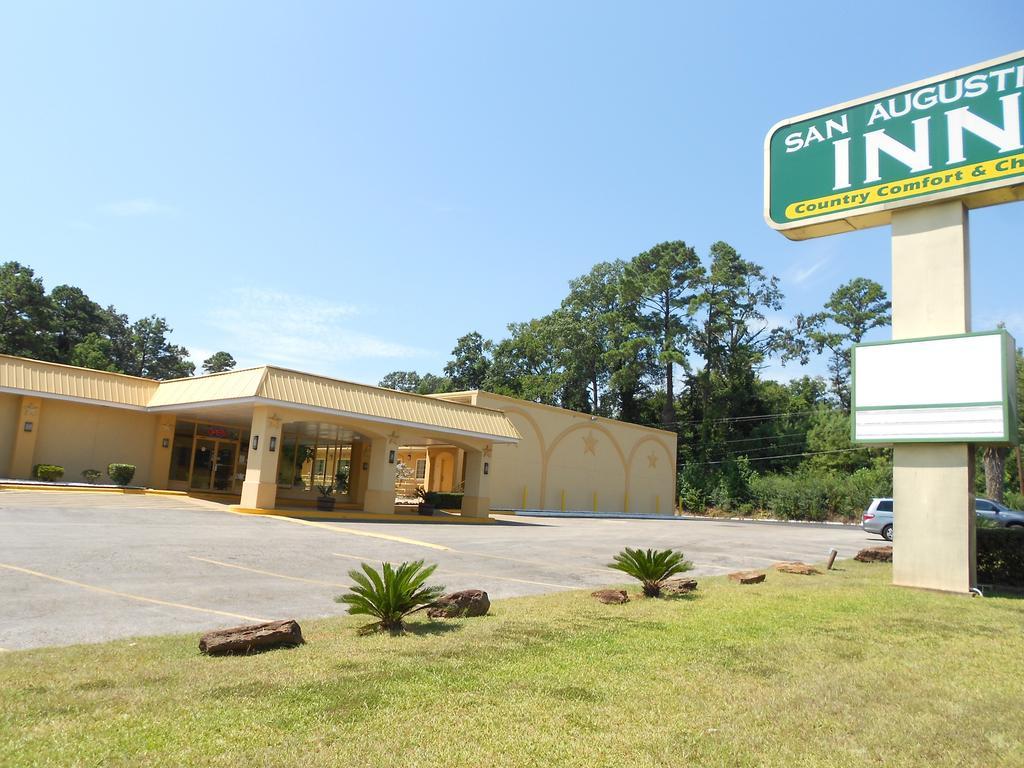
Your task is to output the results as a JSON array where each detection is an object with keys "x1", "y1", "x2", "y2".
[
  {"x1": 483, "y1": 445, "x2": 493, "y2": 457},
  {"x1": 387, "y1": 430, "x2": 400, "y2": 445},
  {"x1": 647, "y1": 452, "x2": 658, "y2": 469},
  {"x1": 583, "y1": 432, "x2": 598, "y2": 455}
]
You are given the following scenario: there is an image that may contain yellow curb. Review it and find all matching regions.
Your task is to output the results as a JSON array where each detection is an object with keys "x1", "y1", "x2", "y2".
[
  {"x1": 0, "y1": 562, "x2": 269, "y2": 623},
  {"x1": 227, "y1": 505, "x2": 495, "y2": 525},
  {"x1": 0, "y1": 483, "x2": 188, "y2": 498}
]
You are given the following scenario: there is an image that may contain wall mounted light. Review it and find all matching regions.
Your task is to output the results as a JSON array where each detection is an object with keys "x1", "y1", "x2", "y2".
[
  {"x1": 251, "y1": 436, "x2": 259, "y2": 451},
  {"x1": 161, "y1": 438, "x2": 169, "y2": 448},
  {"x1": 269, "y1": 436, "x2": 277, "y2": 452},
  {"x1": 388, "y1": 450, "x2": 396, "y2": 464},
  {"x1": 362, "y1": 462, "x2": 369, "y2": 471},
  {"x1": 484, "y1": 462, "x2": 490, "y2": 475},
  {"x1": 23, "y1": 421, "x2": 33, "y2": 432}
]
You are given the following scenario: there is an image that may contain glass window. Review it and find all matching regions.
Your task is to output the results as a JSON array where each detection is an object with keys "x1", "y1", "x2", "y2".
[
  {"x1": 415, "y1": 459, "x2": 426, "y2": 480},
  {"x1": 277, "y1": 434, "x2": 298, "y2": 487},
  {"x1": 877, "y1": 500, "x2": 893, "y2": 512},
  {"x1": 976, "y1": 500, "x2": 995, "y2": 511},
  {"x1": 170, "y1": 434, "x2": 193, "y2": 482},
  {"x1": 175, "y1": 420, "x2": 196, "y2": 437}
]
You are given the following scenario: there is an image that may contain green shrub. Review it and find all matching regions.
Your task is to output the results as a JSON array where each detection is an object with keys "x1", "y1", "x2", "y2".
[
  {"x1": 32, "y1": 464, "x2": 64, "y2": 482},
  {"x1": 1003, "y1": 490, "x2": 1024, "y2": 511},
  {"x1": 81, "y1": 469, "x2": 102, "y2": 484},
  {"x1": 977, "y1": 527, "x2": 1024, "y2": 588},
  {"x1": 107, "y1": 463, "x2": 136, "y2": 486},
  {"x1": 608, "y1": 547, "x2": 694, "y2": 597},
  {"x1": 335, "y1": 560, "x2": 446, "y2": 634},
  {"x1": 423, "y1": 491, "x2": 463, "y2": 509}
]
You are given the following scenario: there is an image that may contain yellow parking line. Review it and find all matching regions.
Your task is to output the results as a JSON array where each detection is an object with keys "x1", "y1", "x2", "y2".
[
  {"x1": 188, "y1": 556, "x2": 348, "y2": 587},
  {"x1": 259, "y1": 514, "x2": 451, "y2": 551},
  {"x1": 0, "y1": 563, "x2": 269, "y2": 623}
]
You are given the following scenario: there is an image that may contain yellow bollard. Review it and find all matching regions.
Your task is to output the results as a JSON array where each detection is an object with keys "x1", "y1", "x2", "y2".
[
  {"x1": 655, "y1": 495, "x2": 660, "y2": 514},
  {"x1": 624, "y1": 492, "x2": 629, "y2": 513},
  {"x1": 593, "y1": 491, "x2": 598, "y2": 512},
  {"x1": 522, "y1": 486, "x2": 528, "y2": 510}
]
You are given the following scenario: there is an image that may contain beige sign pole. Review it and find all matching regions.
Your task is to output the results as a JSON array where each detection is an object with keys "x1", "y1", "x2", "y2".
[{"x1": 890, "y1": 199, "x2": 976, "y2": 592}]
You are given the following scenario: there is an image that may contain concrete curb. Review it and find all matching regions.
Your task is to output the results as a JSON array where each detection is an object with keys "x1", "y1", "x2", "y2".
[{"x1": 505, "y1": 509, "x2": 861, "y2": 530}]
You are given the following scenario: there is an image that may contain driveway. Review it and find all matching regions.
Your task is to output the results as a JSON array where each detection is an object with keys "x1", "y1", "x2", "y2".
[{"x1": 0, "y1": 491, "x2": 876, "y2": 650}]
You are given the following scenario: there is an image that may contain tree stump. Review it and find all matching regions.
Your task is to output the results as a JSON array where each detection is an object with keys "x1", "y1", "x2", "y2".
[{"x1": 199, "y1": 619, "x2": 304, "y2": 655}]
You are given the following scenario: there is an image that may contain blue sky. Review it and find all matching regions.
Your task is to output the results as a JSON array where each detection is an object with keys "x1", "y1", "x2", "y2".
[{"x1": 1, "y1": 2, "x2": 1022, "y2": 385}]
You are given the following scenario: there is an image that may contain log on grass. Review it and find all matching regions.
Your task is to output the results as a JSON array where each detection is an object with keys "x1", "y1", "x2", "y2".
[{"x1": 199, "y1": 619, "x2": 304, "y2": 655}]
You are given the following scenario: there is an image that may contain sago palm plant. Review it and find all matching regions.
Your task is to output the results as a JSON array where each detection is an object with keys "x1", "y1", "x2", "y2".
[
  {"x1": 335, "y1": 560, "x2": 445, "y2": 634},
  {"x1": 609, "y1": 547, "x2": 694, "y2": 597}
]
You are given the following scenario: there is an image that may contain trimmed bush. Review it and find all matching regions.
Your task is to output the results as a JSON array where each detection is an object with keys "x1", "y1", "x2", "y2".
[
  {"x1": 81, "y1": 469, "x2": 102, "y2": 484},
  {"x1": 107, "y1": 463, "x2": 136, "y2": 486},
  {"x1": 33, "y1": 464, "x2": 64, "y2": 482},
  {"x1": 977, "y1": 527, "x2": 1024, "y2": 588},
  {"x1": 424, "y1": 491, "x2": 463, "y2": 510}
]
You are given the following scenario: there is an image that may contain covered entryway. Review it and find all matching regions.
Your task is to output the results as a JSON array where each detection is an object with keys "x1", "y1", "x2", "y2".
[{"x1": 144, "y1": 366, "x2": 521, "y2": 516}]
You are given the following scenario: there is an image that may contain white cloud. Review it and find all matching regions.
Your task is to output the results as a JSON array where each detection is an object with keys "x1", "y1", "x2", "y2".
[
  {"x1": 789, "y1": 254, "x2": 829, "y2": 285},
  {"x1": 99, "y1": 198, "x2": 177, "y2": 217},
  {"x1": 207, "y1": 287, "x2": 425, "y2": 371}
]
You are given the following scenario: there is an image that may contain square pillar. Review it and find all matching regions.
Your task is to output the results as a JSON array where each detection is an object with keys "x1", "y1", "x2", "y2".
[
  {"x1": 239, "y1": 406, "x2": 283, "y2": 510},
  {"x1": 462, "y1": 446, "x2": 492, "y2": 518},
  {"x1": 148, "y1": 414, "x2": 176, "y2": 490},
  {"x1": 362, "y1": 437, "x2": 397, "y2": 515},
  {"x1": 10, "y1": 396, "x2": 42, "y2": 479},
  {"x1": 891, "y1": 200, "x2": 975, "y2": 593}
]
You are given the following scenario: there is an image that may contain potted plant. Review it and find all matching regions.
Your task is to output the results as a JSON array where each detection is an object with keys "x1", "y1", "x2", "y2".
[
  {"x1": 316, "y1": 484, "x2": 336, "y2": 512},
  {"x1": 335, "y1": 465, "x2": 350, "y2": 495},
  {"x1": 415, "y1": 487, "x2": 435, "y2": 516}
]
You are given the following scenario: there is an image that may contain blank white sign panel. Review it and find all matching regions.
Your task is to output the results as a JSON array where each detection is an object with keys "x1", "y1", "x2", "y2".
[{"x1": 854, "y1": 334, "x2": 1003, "y2": 408}]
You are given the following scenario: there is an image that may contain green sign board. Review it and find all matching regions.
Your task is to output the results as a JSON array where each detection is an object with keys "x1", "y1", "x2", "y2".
[{"x1": 765, "y1": 50, "x2": 1024, "y2": 240}]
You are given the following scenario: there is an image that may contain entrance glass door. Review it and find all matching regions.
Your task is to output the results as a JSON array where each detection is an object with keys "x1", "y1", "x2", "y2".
[
  {"x1": 212, "y1": 442, "x2": 237, "y2": 491},
  {"x1": 190, "y1": 439, "x2": 238, "y2": 492},
  {"x1": 190, "y1": 440, "x2": 215, "y2": 490}
]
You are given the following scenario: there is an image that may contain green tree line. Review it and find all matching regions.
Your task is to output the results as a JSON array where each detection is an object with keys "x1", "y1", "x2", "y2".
[{"x1": 0, "y1": 261, "x2": 234, "y2": 379}]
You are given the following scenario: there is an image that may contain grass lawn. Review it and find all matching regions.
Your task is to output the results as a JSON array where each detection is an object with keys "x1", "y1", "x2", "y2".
[{"x1": 2, "y1": 561, "x2": 1023, "y2": 767}]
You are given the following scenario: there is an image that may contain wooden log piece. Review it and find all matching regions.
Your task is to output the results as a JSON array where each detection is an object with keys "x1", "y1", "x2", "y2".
[{"x1": 199, "y1": 619, "x2": 304, "y2": 655}]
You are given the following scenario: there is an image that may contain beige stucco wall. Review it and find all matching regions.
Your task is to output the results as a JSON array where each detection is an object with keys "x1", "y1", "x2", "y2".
[
  {"x1": 0, "y1": 392, "x2": 19, "y2": 476},
  {"x1": 467, "y1": 392, "x2": 676, "y2": 515},
  {"x1": 28, "y1": 399, "x2": 159, "y2": 485}
]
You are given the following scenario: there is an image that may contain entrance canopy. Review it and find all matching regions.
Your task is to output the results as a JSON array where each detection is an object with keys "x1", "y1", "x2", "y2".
[{"x1": 0, "y1": 356, "x2": 521, "y2": 445}]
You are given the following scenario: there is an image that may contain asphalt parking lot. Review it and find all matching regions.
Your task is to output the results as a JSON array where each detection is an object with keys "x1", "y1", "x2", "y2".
[{"x1": 0, "y1": 491, "x2": 879, "y2": 650}]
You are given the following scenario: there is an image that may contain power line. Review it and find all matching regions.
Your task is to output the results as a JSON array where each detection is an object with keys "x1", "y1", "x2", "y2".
[
  {"x1": 644, "y1": 409, "x2": 827, "y2": 429},
  {"x1": 678, "y1": 447, "x2": 867, "y2": 468}
]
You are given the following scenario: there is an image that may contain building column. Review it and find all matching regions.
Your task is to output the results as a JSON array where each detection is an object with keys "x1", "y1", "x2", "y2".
[
  {"x1": 10, "y1": 396, "x2": 42, "y2": 479},
  {"x1": 891, "y1": 200, "x2": 975, "y2": 593},
  {"x1": 239, "y1": 406, "x2": 283, "y2": 510},
  {"x1": 148, "y1": 414, "x2": 176, "y2": 489},
  {"x1": 362, "y1": 437, "x2": 397, "y2": 515},
  {"x1": 462, "y1": 446, "x2": 492, "y2": 518}
]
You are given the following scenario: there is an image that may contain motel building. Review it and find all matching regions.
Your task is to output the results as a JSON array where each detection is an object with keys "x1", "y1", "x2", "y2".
[{"x1": 0, "y1": 354, "x2": 676, "y2": 517}]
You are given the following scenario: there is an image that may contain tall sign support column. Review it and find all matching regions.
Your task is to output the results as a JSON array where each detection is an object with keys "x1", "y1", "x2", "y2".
[
  {"x1": 890, "y1": 201, "x2": 974, "y2": 591},
  {"x1": 766, "y1": 50, "x2": 1024, "y2": 593}
]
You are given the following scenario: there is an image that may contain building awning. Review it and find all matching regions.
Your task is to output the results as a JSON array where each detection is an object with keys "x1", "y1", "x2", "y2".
[{"x1": 0, "y1": 355, "x2": 521, "y2": 444}]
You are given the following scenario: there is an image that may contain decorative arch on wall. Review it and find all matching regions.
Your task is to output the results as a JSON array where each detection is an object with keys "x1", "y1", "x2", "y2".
[
  {"x1": 625, "y1": 435, "x2": 676, "y2": 474},
  {"x1": 543, "y1": 421, "x2": 628, "y2": 507},
  {"x1": 495, "y1": 406, "x2": 547, "y2": 509}
]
